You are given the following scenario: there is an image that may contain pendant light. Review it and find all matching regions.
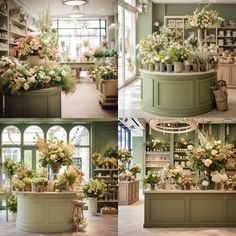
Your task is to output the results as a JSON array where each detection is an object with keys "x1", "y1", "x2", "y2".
[
  {"x1": 62, "y1": 0, "x2": 88, "y2": 6},
  {"x1": 69, "y1": 6, "x2": 83, "y2": 18}
]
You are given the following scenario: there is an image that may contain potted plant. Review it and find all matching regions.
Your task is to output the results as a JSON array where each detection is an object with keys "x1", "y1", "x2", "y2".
[
  {"x1": 164, "y1": 55, "x2": 172, "y2": 73},
  {"x1": 129, "y1": 163, "x2": 141, "y2": 179},
  {"x1": 144, "y1": 171, "x2": 160, "y2": 190},
  {"x1": 83, "y1": 178, "x2": 106, "y2": 215},
  {"x1": 8, "y1": 193, "x2": 17, "y2": 220}
]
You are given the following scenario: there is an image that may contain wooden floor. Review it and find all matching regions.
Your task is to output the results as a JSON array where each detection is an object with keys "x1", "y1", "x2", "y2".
[
  {"x1": 118, "y1": 195, "x2": 236, "y2": 236},
  {"x1": 62, "y1": 74, "x2": 117, "y2": 118},
  {"x1": 0, "y1": 210, "x2": 118, "y2": 236}
]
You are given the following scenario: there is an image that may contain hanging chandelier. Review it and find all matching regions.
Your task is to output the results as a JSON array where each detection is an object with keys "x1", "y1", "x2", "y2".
[
  {"x1": 62, "y1": 0, "x2": 88, "y2": 6},
  {"x1": 69, "y1": 6, "x2": 83, "y2": 17},
  {"x1": 149, "y1": 118, "x2": 198, "y2": 134},
  {"x1": 137, "y1": 0, "x2": 151, "y2": 13}
]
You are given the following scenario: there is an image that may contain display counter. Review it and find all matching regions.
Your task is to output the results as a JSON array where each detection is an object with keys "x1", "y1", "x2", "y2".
[
  {"x1": 16, "y1": 192, "x2": 78, "y2": 233},
  {"x1": 118, "y1": 180, "x2": 139, "y2": 205},
  {"x1": 140, "y1": 69, "x2": 217, "y2": 117},
  {"x1": 144, "y1": 190, "x2": 236, "y2": 228}
]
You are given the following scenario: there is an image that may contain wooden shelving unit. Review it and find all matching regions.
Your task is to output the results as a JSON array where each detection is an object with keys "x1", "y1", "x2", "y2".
[
  {"x1": 94, "y1": 168, "x2": 118, "y2": 211},
  {"x1": 0, "y1": 6, "x2": 9, "y2": 56}
]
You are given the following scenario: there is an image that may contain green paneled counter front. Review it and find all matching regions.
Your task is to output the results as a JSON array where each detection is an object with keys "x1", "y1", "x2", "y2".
[
  {"x1": 144, "y1": 190, "x2": 236, "y2": 228},
  {"x1": 140, "y1": 69, "x2": 217, "y2": 117},
  {"x1": 16, "y1": 192, "x2": 77, "y2": 233},
  {"x1": 4, "y1": 86, "x2": 61, "y2": 118}
]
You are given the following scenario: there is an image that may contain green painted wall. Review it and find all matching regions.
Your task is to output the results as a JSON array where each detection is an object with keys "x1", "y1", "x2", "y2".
[{"x1": 132, "y1": 136, "x2": 145, "y2": 188}]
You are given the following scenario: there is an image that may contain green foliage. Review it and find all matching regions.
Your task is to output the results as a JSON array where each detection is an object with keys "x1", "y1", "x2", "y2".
[{"x1": 8, "y1": 193, "x2": 17, "y2": 213}]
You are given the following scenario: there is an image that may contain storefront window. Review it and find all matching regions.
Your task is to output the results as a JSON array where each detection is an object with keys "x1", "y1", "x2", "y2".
[
  {"x1": 52, "y1": 19, "x2": 107, "y2": 60},
  {"x1": 118, "y1": 3, "x2": 136, "y2": 86},
  {"x1": 2, "y1": 126, "x2": 21, "y2": 145},
  {"x1": 47, "y1": 126, "x2": 67, "y2": 141},
  {"x1": 23, "y1": 126, "x2": 44, "y2": 145},
  {"x1": 69, "y1": 126, "x2": 89, "y2": 146}
]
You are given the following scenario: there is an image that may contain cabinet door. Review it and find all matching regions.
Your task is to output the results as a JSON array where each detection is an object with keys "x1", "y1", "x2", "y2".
[
  {"x1": 217, "y1": 65, "x2": 230, "y2": 85},
  {"x1": 231, "y1": 65, "x2": 236, "y2": 86}
]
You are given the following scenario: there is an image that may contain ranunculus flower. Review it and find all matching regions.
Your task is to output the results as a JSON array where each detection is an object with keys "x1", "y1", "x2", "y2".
[
  {"x1": 211, "y1": 149, "x2": 218, "y2": 156},
  {"x1": 203, "y1": 159, "x2": 212, "y2": 167},
  {"x1": 24, "y1": 83, "x2": 30, "y2": 90},
  {"x1": 206, "y1": 144, "x2": 212, "y2": 150},
  {"x1": 187, "y1": 145, "x2": 193, "y2": 151}
]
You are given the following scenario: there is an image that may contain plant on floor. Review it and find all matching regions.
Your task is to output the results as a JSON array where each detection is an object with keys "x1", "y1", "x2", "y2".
[
  {"x1": 8, "y1": 193, "x2": 17, "y2": 213},
  {"x1": 94, "y1": 62, "x2": 118, "y2": 80},
  {"x1": 0, "y1": 57, "x2": 76, "y2": 95},
  {"x1": 83, "y1": 178, "x2": 106, "y2": 198}
]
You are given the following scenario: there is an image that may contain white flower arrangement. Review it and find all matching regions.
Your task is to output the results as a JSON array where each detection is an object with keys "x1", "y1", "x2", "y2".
[
  {"x1": 187, "y1": 5, "x2": 224, "y2": 29},
  {"x1": 83, "y1": 178, "x2": 106, "y2": 198}
]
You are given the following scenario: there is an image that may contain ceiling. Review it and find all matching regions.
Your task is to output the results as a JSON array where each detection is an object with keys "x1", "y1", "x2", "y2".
[
  {"x1": 15, "y1": 0, "x2": 117, "y2": 19},
  {"x1": 153, "y1": 0, "x2": 236, "y2": 3}
]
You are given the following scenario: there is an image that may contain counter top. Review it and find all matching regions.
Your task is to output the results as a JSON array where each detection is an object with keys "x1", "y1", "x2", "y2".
[
  {"x1": 139, "y1": 69, "x2": 216, "y2": 76},
  {"x1": 119, "y1": 180, "x2": 139, "y2": 183},
  {"x1": 145, "y1": 189, "x2": 236, "y2": 194}
]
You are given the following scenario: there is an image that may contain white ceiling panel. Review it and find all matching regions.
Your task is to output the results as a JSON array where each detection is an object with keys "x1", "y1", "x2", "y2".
[
  {"x1": 15, "y1": 0, "x2": 117, "y2": 19},
  {"x1": 153, "y1": 0, "x2": 236, "y2": 3}
]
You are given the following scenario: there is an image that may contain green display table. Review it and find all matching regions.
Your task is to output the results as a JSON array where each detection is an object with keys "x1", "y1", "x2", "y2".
[
  {"x1": 140, "y1": 69, "x2": 217, "y2": 117},
  {"x1": 144, "y1": 190, "x2": 236, "y2": 228},
  {"x1": 16, "y1": 192, "x2": 78, "y2": 233},
  {"x1": 5, "y1": 86, "x2": 61, "y2": 118}
]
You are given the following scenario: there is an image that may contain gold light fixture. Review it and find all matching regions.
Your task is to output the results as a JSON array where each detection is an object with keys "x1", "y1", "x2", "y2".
[
  {"x1": 149, "y1": 118, "x2": 198, "y2": 134},
  {"x1": 62, "y1": 0, "x2": 88, "y2": 6}
]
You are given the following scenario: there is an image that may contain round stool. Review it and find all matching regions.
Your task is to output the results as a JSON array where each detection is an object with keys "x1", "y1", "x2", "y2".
[{"x1": 72, "y1": 200, "x2": 87, "y2": 232}]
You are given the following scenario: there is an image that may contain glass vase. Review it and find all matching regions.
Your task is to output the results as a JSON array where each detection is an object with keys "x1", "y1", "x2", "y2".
[
  {"x1": 49, "y1": 163, "x2": 61, "y2": 180},
  {"x1": 155, "y1": 62, "x2": 160, "y2": 72}
]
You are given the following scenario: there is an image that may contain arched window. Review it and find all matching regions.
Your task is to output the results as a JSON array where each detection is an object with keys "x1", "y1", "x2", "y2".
[
  {"x1": 69, "y1": 125, "x2": 90, "y2": 182},
  {"x1": 47, "y1": 126, "x2": 67, "y2": 142},
  {"x1": 1, "y1": 126, "x2": 21, "y2": 163},
  {"x1": 23, "y1": 126, "x2": 44, "y2": 145},
  {"x1": 69, "y1": 126, "x2": 89, "y2": 145},
  {"x1": 2, "y1": 126, "x2": 21, "y2": 145}
]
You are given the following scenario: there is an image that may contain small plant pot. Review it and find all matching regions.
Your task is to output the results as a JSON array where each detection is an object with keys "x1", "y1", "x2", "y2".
[
  {"x1": 200, "y1": 63, "x2": 207, "y2": 72},
  {"x1": 150, "y1": 184, "x2": 155, "y2": 190},
  {"x1": 155, "y1": 62, "x2": 160, "y2": 72},
  {"x1": 185, "y1": 63, "x2": 191, "y2": 72},
  {"x1": 160, "y1": 63, "x2": 165, "y2": 72},
  {"x1": 166, "y1": 64, "x2": 172, "y2": 73},
  {"x1": 192, "y1": 63, "x2": 198, "y2": 72},
  {"x1": 174, "y1": 62, "x2": 184, "y2": 73},
  {"x1": 149, "y1": 63, "x2": 154, "y2": 72}
]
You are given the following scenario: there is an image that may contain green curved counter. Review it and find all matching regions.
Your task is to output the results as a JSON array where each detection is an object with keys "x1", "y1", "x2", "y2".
[{"x1": 140, "y1": 69, "x2": 217, "y2": 117}]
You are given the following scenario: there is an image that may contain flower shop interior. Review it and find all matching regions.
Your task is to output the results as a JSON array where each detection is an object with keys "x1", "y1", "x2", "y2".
[
  {"x1": 0, "y1": 0, "x2": 118, "y2": 119},
  {"x1": 118, "y1": 117, "x2": 236, "y2": 236},
  {"x1": 0, "y1": 118, "x2": 118, "y2": 236},
  {"x1": 118, "y1": 0, "x2": 236, "y2": 118}
]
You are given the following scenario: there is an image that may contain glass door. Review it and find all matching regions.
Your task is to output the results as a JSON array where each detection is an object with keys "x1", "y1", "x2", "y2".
[
  {"x1": 23, "y1": 148, "x2": 41, "y2": 171},
  {"x1": 118, "y1": 2, "x2": 137, "y2": 86}
]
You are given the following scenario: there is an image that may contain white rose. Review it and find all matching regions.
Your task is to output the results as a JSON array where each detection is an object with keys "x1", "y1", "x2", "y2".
[
  {"x1": 211, "y1": 150, "x2": 218, "y2": 156},
  {"x1": 60, "y1": 153, "x2": 65, "y2": 158},
  {"x1": 187, "y1": 145, "x2": 193, "y2": 151},
  {"x1": 206, "y1": 144, "x2": 213, "y2": 150},
  {"x1": 214, "y1": 140, "x2": 221, "y2": 145},
  {"x1": 23, "y1": 83, "x2": 30, "y2": 90},
  {"x1": 202, "y1": 180, "x2": 209, "y2": 187},
  {"x1": 203, "y1": 159, "x2": 212, "y2": 167},
  {"x1": 221, "y1": 174, "x2": 228, "y2": 182}
]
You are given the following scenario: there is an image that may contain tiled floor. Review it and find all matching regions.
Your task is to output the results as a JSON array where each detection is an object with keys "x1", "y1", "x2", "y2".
[
  {"x1": 118, "y1": 194, "x2": 236, "y2": 236},
  {"x1": 62, "y1": 75, "x2": 117, "y2": 118},
  {"x1": 118, "y1": 78, "x2": 236, "y2": 118},
  {"x1": 0, "y1": 210, "x2": 117, "y2": 236}
]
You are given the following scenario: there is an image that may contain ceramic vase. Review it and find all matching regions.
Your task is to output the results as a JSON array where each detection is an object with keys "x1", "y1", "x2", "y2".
[
  {"x1": 155, "y1": 62, "x2": 160, "y2": 72},
  {"x1": 166, "y1": 64, "x2": 172, "y2": 73},
  {"x1": 160, "y1": 63, "x2": 165, "y2": 72},
  {"x1": 88, "y1": 197, "x2": 97, "y2": 215},
  {"x1": 174, "y1": 62, "x2": 184, "y2": 73}
]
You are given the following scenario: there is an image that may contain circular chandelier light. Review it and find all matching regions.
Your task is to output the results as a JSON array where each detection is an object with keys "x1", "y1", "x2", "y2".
[
  {"x1": 62, "y1": 0, "x2": 88, "y2": 6},
  {"x1": 149, "y1": 118, "x2": 198, "y2": 134}
]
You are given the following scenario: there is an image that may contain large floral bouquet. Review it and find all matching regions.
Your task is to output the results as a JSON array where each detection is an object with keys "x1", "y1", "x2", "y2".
[
  {"x1": 118, "y1": 149, "x2": 133, "y2": 163},
  {"x1": 36, "y1": 138, "x2": 74, "y2": 168},
  {"x1": 186, "y1": 5, "x2": 224, "y2": 29},
  {"x1": 94, "y1": 62, "x2": 117, "y2": 80},
  {"x1": 0, "y1": 158, "x2": 18, "y2": 178},
  {"x1": 188, "y1": 131, "x2": 236, "y2": 172},
  {"x1": 129, "y1": 163, "x2": 141, "y2": 175},
  {"x1": 144, "y1": 171, "x2": 160, "y2": 185},
  {"x1": 145, "y1": 138, "x2": 169, "y2": 151},
  {"x1": 167, "y1": 42, "x2": 190, "y2": 62},
  {"x1": 0, "y1": 57, "x2": 76, "y2": 96},
  {"x1": 14, "y1": 34, "x2": 57, "y2": 60},
  {"x1": 83, "y1": 178, "x2": 106, "y2": 198}
]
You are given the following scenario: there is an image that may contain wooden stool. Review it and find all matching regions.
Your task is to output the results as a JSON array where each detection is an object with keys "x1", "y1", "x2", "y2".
[{"x1": 72, "y1": 200, "x2": 86, "y2": 232}]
